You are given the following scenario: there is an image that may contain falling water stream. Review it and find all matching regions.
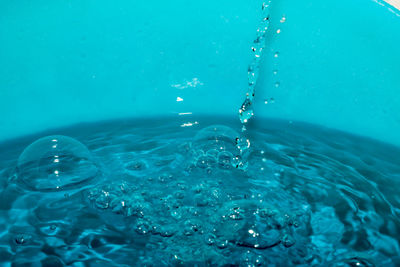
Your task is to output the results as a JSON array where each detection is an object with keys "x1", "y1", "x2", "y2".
[
  {"x1": 238, "y1": 0, "x2": 272, "y2": 125},
  {"x1": 235, "y1": 1, "x2": 273, "y2": 171}
]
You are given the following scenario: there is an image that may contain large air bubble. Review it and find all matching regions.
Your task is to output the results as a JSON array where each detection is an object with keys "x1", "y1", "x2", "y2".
[{"x1": 17, "y1": 135, "x2": 98, "y2": 191}]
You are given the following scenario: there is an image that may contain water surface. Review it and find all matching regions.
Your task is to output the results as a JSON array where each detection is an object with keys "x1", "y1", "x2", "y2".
[{"x1": 0, "y1": 116, "x2": 399, "y2": 266}]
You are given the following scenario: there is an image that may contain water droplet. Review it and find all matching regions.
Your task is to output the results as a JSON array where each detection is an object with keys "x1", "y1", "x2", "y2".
[
  {"x1": 239, "y1": 98, "x2": 254, "y2": 124},
  {"x1": 236, "y1": 137, "x2": 250, "y2": 151},
  {"x1": 276, "y1": 29, "x2": 281, "y2": 34},
  {"x1": 275, "y1": 82, "x2": 280, "y2": 88},
  {"x1": 274, "y1": 52, "x2": 280, "y2": 58},
  {"x1": 17, "y1": 135, "x2": 99, "y2": 191},
  {"x1": 273, "y1": 70, "x2": 278, "y2": 75},
  {"x1": 280, "y1": 16, "x2": 286, "y2": 23},
  {"x1": 248, "y1": 71, "x2": 258, "y2": 87}
]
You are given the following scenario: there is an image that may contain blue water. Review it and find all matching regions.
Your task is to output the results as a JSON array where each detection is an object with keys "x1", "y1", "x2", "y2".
[{"x1": 0, "y1": 116, "x2": 399, "y2": 266}]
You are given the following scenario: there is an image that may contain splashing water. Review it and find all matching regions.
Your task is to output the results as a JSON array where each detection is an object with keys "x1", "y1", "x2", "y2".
[
  {"x1": 238, "y1": 1, "x2": 272, "y2": 125},
  {"x1": 1, "y1": 116, "x2": 399, "y2": 266},
  {"x1": 235, "y1": 1, "x2": 273, "y2": 170}
]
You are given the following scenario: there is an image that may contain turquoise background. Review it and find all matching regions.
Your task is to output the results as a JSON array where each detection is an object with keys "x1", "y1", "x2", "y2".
[{"x1": 1, "y1": 0, "x2": 399, "y2": 146}]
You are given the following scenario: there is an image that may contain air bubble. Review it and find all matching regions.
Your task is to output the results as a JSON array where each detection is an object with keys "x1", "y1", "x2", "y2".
[
  {"x1": 193, "y1": 125, "x2": 239, "y2": 154},
  {"x1": 274, "y1": 52, "x2": 280, "y2": 58},
  {"x1": 282, "y1": 234, "x2": 296, "y2": 247},
  {"x1": 15, "y1": 234, "x2": 31, "y2": 245},
  {"x1": 40, "y1": 224, "x2": 59, "y2": 236},
  {"x1": 205, "y1": 233, "x2": 216, "y2": 245},
  {"x1": 241, "y1": 251, "x2": 266, "y2": 266},
  {"x1": 196, "y1": 155, "x2": 217, "y2": 169},
  {"x1": 232, "y1": 155, "x2": 248, "y2": 170},
  {"x1": 216, "y1": 239, "x2": 229, "y2": 249},
  {"x1": 135, "y1": 219, "x2": 151, "y2": 235},
  {"x1": 17, "y1": 135, "x2": 99, "y2": 191},
  {"x1": 217, "y1": 151, "x2": 233, "y2": 169},
  {"x1": 192, "y1": 126, "x2": 248, "y2": 170},
  {"x1": 280, "y1": 16, "x2": 286, "y2": 23},
  {"x1": 275, "y1": 82, "x2": 280, "y2": 88},
  {"x1": 95, "y1": 190, "x2": 110, "y2": 209}
]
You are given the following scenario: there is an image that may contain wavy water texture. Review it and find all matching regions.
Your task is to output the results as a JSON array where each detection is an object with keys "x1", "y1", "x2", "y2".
[{"x1": 0, "y1": 116, "x2": 399, "y2": 266}]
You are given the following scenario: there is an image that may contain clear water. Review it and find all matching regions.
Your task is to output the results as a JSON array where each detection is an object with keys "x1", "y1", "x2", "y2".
[{"x1": 0, "y1": 116, "x2": 399, "y2": 266}]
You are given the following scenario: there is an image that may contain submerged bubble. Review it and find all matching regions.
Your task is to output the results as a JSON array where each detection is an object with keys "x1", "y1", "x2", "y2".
[
  {"x1": 232, "y1": 155, "x2": 248, "y2": 170},
  {"x1": 193, "y1": 125, "x2": 240, "y2": 153},
  {"x1": 274, "y1": 52, "x2": 280, "y2": 58},
  {"x1": 217, "y1": 151, "x2": 233, "y2": 169},
  {"x1": 196, "y1": 154, "x2": 217, "y2": 169},
  {"x1": 241, "y1": 251, "x2": 266, "y2": 266},
  {"x1": 15, "y1": 234, "x2": 31, "y2": 245},
  {"x1": 17, "y1": 135, "x2": 98, "y2": 191},
  {"x1": 342, "y1": 257, "x2": 375, "y2": 267},
  {"x1": 282, "y1": 234, "x2": 296, "y2": 248},
  {"x1": 192, "y1": 125, "x2": 248, "y2": 170}
]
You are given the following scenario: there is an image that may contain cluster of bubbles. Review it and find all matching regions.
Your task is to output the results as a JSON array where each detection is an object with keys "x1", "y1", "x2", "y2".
[
  {"x1": 82, "y1": 176, "x2": 312, "y2": 265},
  {"x1": 9, "y1": 122, "x2": 397, "y2": 265},
  {"x1": 15, "y1": 125, "x2": 251, "y2": 193},
  {"x1": 190, "y1": 125, "x2": 250, "y2": 170}
]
